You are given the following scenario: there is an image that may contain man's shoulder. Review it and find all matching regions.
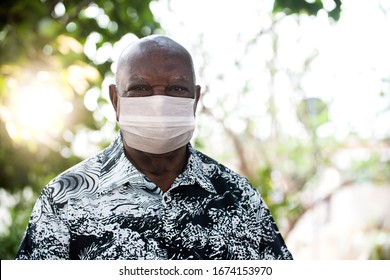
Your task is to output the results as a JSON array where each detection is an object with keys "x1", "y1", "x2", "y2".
[
  {"x1": 191, "y1": 148, "x2": 219, "y2": 166},
  {"x1": 41, "y1": 152, "x2": 102, "y2": 201},
  {"x1": 57, "y1": 152, "x2": 102, "y2": 179},
  {"x1": 192, "y1": 148, "x2": 245, "y2": 178},
  {"x1": 41, "y1": 135, "x2": 124, "y2": 204},
  {"x1": 50, "y1": 133, "x2": 123, "y2": 184},
  {"x1": 189, "y1": 148, "x2": 263, "y2": 213},
  {"x1": 191, "y1": 148, "x2": 258, "y2": 192}
]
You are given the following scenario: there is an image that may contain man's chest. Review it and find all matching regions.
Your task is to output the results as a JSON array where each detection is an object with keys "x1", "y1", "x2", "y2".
[{"x1": 65, "y1": 185, "x2": 261, "y2": 259}]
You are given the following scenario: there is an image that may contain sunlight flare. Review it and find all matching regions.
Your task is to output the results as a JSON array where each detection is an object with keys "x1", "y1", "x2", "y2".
[{"x1": 1, "y1": 70, "x2": 73, "y2": 145}]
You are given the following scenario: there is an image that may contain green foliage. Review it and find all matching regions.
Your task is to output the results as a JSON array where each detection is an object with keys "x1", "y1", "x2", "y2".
[
  {"x1": 297, "y1": 97, "x2": 329, "y2": 133},
  {"x1": 273, "y1": 0, "x2": 342, "y2": 21},
  {"x1": 350, "y1": 153, "x2": 390, "y2": 184},
  {"x1": 0, "y1": 188, "x2": 35, "y2": 260},
  {"x1": 0, "y1": 0, "x2": 160, "y2": 66},
  {"x1": 369, "y1": 232, "x2": 390, "y2": 260}
]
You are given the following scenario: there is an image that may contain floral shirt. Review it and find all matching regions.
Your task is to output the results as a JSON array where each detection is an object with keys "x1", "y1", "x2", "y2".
[{"x1": 16, "y1": 133, "x2": 293, "y2": 260}]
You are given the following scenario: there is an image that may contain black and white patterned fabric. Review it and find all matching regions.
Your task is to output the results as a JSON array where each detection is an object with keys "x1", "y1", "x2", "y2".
[{"x1": 16, "y1": 133, "x2": 293, "y2": 260}]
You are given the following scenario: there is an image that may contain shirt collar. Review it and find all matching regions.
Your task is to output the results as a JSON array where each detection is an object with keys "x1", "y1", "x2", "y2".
[
  {"x1": 171, "y1": 144, "x2": 217, "y2": 194},
  {"x1": 103, "y1": 133, "x2": 217, "y2": 194},
  {"x1": 99, "y1": 133, "x2": 143, "y2": 189}
]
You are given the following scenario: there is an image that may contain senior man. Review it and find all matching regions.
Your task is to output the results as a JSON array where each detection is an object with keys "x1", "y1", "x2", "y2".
[{"x1": 16, "y1": 35, "x2": 293, "y2": 260}]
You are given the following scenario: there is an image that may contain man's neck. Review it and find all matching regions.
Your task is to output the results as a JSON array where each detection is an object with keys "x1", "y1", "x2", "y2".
[{"x1": 123, "y1": 144, "x2": 188, "y2": 192}]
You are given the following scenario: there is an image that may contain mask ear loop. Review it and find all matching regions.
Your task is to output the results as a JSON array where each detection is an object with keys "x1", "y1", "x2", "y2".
[{"x1": 193, "y1": 85, "x2": 201, "y2": 117}]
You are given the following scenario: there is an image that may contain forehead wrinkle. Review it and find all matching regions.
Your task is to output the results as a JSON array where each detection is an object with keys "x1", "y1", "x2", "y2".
[
  {"x1": 171, "y1": 76, "x2": 191, "y2": 82},
  {"x1": 127, "y1": 74, "x2": 191, "y2": 82}
]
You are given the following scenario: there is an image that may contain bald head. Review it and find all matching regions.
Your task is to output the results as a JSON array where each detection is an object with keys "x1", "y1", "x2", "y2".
[{"x1": 115, "y1": 35, "x2": 196, "y2": 86}]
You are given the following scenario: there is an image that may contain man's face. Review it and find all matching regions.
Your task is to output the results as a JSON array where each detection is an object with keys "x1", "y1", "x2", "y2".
[
  {"x1": 116, "y1": 47, "x2": 196, "y2": 99},
  {"x1": 109, "y1": 42, "x2": 201, "y2": 121}
]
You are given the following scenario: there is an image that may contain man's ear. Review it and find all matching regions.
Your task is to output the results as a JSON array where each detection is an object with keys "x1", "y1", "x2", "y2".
[
  {"x1": 193, "y1": 85, "x2": 201, "y2": 116},
  {"x1": 109, "y1": 84, "x2": 119, "y2": 121}
]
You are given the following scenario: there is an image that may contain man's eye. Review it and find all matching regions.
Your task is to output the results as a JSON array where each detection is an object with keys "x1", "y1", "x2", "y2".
[
  {"x1": 131, "y1": 85, "x2": 149, "y2": 91},
  {"x1": 168, "y1": 86, "x2": 187, "y2": 92}
]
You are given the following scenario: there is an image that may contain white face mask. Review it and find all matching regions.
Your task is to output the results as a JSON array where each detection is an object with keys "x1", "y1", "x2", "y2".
[{"x1": 118, "y1": 95, "x2": 196, "y2": 154}]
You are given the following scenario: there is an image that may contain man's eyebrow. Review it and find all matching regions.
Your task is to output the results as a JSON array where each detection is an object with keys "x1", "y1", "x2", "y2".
[
  {"x1": 170, "y1": 76, "x2": 191, "y2": 82},
  {"x1": 128, "y1": 75, "x2": 145, "y2": 80},
  {"x1": 128, "y1": 75, "x2": 191, "y2": 82}
]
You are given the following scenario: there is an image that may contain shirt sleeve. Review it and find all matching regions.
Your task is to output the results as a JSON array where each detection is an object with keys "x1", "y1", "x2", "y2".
[
  {"x1": 258, "y1": 196, "x2": 293, "y2": 259},
  {"x1": 15, "y1": 187, "x2": 70, "y2": 260}
]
